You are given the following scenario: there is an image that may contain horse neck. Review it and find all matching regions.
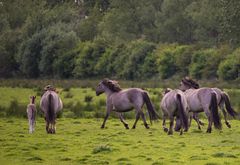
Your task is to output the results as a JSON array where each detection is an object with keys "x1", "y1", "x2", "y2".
[{"x1": 104, "y1": 88, "x2": 115, "y2": 97}]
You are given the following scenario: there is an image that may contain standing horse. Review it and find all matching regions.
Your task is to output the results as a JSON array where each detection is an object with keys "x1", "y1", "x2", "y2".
[
  {"x1": 179, "y1": 77, "x2": 222, "y2": 133},
  {"x1": 40, "y1": 85, "x2": 63, "y2": 134},
  {"x1": 96, "y1": 78, "x2": 159, "y2": 129},
  {"x1": 180, "y1": 78, "x2": 238, "y2": 130},
  {"x1": 161, "y1": 88, "x2": 189, "y2": 135},
  {"x1": 27, "y1": 96, "x2": 37, "y2": 133}
]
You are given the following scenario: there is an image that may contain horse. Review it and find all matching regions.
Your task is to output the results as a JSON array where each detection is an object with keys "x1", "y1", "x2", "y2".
[
  {"x1": 27, "y1": 96, "x2": 37, "y2": 133},
  {"x1": 180, "y1": 77, "x2": 238, "y2": 130},
  {"x1": 160, "y1": 88, "x2": 189, "y2": 135},
  {"x1": 96, "y1": 78, "x2": 160, "y2": 129},
  {"x1": 40, "y1": 85, "x2": 63, "y2": 134},
  {"x1": 179, "y1": 77, "x2": 222, "y2": 133}
]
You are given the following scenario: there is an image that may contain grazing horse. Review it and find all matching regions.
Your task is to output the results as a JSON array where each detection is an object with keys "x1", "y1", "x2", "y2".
[
  {"x1": 161, "y1": 88, "x2": 189, "y2": 135},
  {"x1": 96, "y1": 78, "x2": 160, "y2": 129},
  {"x1": 27, "y1": 96, "x2": 37, "y2": 133},
  {"x1": 40, "y1": 85, "x2": 63, "y2": 134},
  {"x1": 179, "y1": 77, "x2": 222, "y2": 133}
]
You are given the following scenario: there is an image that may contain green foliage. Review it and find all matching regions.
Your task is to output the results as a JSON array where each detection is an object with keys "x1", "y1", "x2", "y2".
[
  {"x1": 218, "y1": 48, "x2": 240, "y2": 80},
  {"x1": 0, "y1": 0, "x2": 240, "y2": 80},
  {"x1": 73, "y1": 39, "x2": 107, "y2": 78},
  {"x1": 189, "y1": 48, "x2": 226, "y2": 79}
]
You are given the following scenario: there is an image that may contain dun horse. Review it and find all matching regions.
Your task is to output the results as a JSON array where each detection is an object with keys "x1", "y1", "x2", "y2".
[
  {"x1": 40, "y1": 85, "x2": 63, "y2": 134},
  {"x1": 187, "y1": 82, "x2": 238, "y2": 130},
  {"x1": 96, "y1": 78, "x2": 160, "y2": 129},
  {"x1": 27, "y1": 96, "x2": 37, "y2": 133},
  {"x1": 161, "y1": 88, "x2": 189, "y2": 135},
  {"x1": 179, "y1": 77, "x2": 222, "y2": 133}
]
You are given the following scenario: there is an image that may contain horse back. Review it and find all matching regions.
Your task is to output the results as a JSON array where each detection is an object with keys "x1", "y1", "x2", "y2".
[
  {"x1": 110, "y1": 88, "x2": 145, "y2": 110},
  {"x1": 40, "y1": 91, "x2": 62, "y2": 113}
]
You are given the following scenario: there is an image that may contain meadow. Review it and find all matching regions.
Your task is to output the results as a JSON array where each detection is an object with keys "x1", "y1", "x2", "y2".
[
  {"x1": 0, "y1": 118, "x2": 240, "y2": 165},
  {"x1": 0, "y1": 85, "x2": 240, "y2": 164}
]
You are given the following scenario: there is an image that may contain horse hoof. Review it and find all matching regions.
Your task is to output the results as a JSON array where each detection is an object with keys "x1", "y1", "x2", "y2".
[
  {"x1": 198, "y1": 126, "x2": 201, "y2": 130},
  {"x1": 226, "y1": 122, "x2": 231, "y2": 128},
  {"x1": 206, "y1": 129, "x2": 211, "y2": 133},
  {"x1": 163, "y1": 128, "x2": 168, "y2": 132},
  {"x1": 168, "y1": 131, "x2": 173, "y2": 135},
  {"x1": 132, "y1": 126, "x2": 136, "y2": 129},
  {"x1": 101, "y1": 125, "x2": 105, "y2": 129},
  {"x1": 199, "y1": 121, "x2": 204, "y2": 126}
]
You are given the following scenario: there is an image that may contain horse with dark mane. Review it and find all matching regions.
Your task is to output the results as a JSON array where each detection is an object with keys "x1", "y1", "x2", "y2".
[
  {"x1": 179, "y1": 77, "x2": 222, "y2": 133},
  {"x1": 27, "y1": 96, "x2": 37, "y2": 133},
  {"x1": 40, "y1": 85, "x2": 63, "y2": 134},
  {"x1": 96, "y1": 78, "x2": 160, "y2": 129},
  {"x1": 161, "y1": 88, "x2": 189, "y2": 135},
  {"x1": 180, "y1": 77, "x2": 238, "y2": 130}
]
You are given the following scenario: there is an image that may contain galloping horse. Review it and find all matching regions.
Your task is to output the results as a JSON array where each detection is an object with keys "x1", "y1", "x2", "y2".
[
  {"x1": 40, "y1": 85, "x2": 63, "y2": 134},
  {"x1": 27, "y1": 96, "x2": 37, "y2": 133},
  {"x1": 96, "y1": 78, "x2": 160, "y2": 129},
  {"x1": 161, "y1": 88, "x2": 189, "y2": 135},
  {"x1": 181, "y1": 78, "x2": 238, "y2": 130},
  {"x1": 179, "y1": 77, "x2": 222, "y2": 133}
]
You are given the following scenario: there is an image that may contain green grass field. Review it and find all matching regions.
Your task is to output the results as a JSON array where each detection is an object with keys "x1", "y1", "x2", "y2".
[
  {"x1": 0, "y1": 118, "x2": 240, "y2": 165},
  {"x1": 0, "y1": 87, "x2": 240, "y2": 164}
]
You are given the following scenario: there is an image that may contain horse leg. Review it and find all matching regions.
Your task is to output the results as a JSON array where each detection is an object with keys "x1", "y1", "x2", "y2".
[
  {"x1": 174, "y1": 117, "x2": 181, "y2": 132},
  {"x1": 162, "y1": 114, "x2": 168, "y2": 132},
  {"x1": 168, "y1": 116, "x2": 174, "y2": 135},
  {"x1": 204, "y1": 110, "x2": 212, "y2": 133},
  {"x1": 52, "y1": 120, "x2": 56, "y2": 134},
  {"x1": 29, "y1": 119, "x2": 33, "y2": 133},
  {"x1": 46, "y1": 121, "x2": 50, "y2": 133},
  {"x1": 101, "y1": 105, "x2": 112, "y2": 129},
  {"x1": 101, "y1": 112, "x2": 110, "y2": 129},
  {"x1": 220, "y1": 103, "x2": 231, "y2": 128},
  {"x1": 118, "y1": 113, "x2": 129, "y2": 129},
  {"x1": 132, "y1": 112, "x2": 140, "y2": 129},
  {"x1": 193, "y1": 113, "x2": 202, "y2": 130},
  {"x1": 139, "y1": 110, "x2": 149, "y2": 129}
]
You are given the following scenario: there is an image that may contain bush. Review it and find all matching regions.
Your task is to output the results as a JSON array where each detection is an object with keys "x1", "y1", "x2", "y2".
[
  {"x1": 6, "y1": 99, "x2": 26, "y2": 118},
  {"x1": 218, "y1": 48, "x2": 240, "y2": 80}
]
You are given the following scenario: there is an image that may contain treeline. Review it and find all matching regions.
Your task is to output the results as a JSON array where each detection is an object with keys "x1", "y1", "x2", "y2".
[{"x1": 0, "y1": 0, "x2": 239, "y2": 80}]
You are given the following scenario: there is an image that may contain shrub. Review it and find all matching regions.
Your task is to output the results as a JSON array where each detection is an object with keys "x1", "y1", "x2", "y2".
[
  {"x1": 6, "y1": 98, "x2": 26, "y2": 118},
  {"x1": 218, "y1": 48, "x2": 240, "y2": 80}
]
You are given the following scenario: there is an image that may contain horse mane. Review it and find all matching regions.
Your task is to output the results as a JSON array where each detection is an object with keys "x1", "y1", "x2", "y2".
[
  {"x1": 163, "y1": 88, "x2": 172, "y2": 95},
  {"x1": 182, "y1": 77, "x2": 200, "y2": 89},
  {"x1": 102, "y1": 78, "x2": 122, "y2": 92}
]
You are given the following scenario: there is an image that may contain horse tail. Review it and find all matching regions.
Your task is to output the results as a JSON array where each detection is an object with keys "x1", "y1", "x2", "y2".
[
  {"x1": 176, "y1": 94, "x2": 188, "y2": 131},
  {"x1": 142, "y1": 92, "x2": 160, "y2": 123},
  {"x1": 48, "y1": 93, "x2": 55, "y2": 123},
  {"x1": 210, "y1": 92, "x2": 222, "y2": 130},
  {"x1": 221, "y1": 92, "x2": 238, "y2": 118}
]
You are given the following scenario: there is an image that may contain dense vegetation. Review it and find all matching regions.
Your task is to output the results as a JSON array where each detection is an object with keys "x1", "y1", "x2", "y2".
[{"x1": 0, "y1": 0, "x2": 240, "y2": 80}]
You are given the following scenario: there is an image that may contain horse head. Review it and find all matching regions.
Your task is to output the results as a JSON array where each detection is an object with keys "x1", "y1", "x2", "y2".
[
  {"x1": 96, "y1": 78, "x2": 122, "y2": 96},
  {"x1": 180, "y1": 77, "x2": 200, "y2": 91}
]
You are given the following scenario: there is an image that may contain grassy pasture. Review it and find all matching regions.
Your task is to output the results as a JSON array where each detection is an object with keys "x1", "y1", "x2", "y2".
[
  {"x1": 0, "y1": 87, "x2": 239, "y2": 118},
  {"x1": 0, "y1": 86, "x2": 240, "y2": 164},
  {"x1": 0, "y1": 118, "x2": 240, "y2": 165}
]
